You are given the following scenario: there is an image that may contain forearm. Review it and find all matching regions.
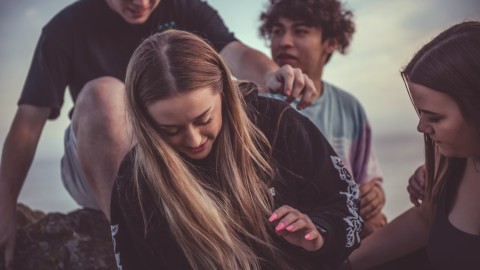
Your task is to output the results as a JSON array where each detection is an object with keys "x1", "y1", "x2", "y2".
[
  {"x1": 349, "y1": 206, "x2": 431, "y2": 270},
  {"x1": 0, "y1": 105, "x2": 49, "y2": 203},
  {"x1": 220, "y1": 41, "x2": 278, "y2": 90}
]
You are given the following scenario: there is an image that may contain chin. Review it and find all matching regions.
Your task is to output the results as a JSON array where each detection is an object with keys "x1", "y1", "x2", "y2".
[
  {"x1": 184, "y1": 147, "x2": 212, "y2": 160},
  {"x1": 125, "y1": 17, "x2": 149, "y2": 24}
]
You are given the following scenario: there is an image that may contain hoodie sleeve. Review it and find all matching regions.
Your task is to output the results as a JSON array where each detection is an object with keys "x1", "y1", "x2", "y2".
[{"x1": 270, "y1": 105, "x2": 363, "y2": 267}]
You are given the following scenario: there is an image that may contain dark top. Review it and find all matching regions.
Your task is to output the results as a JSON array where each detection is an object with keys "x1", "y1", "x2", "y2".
[
  {"x1": 110, "y1": 87, "x2": 363, "y2": 270},
  {"x1": 18, "y1": 0, "x2": 236, "y2": 119},
  {"x1": 427, "y1": 174, "x2": 480, "y2": 270}
]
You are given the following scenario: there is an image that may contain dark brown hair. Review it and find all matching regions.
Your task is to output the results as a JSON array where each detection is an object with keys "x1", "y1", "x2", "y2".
[
  {"x1": 259, "y1": 0, "x2": 355, "y2": 56},
  {"x1": 402, "y1": 21, "x2": 480, "y2": 208}
]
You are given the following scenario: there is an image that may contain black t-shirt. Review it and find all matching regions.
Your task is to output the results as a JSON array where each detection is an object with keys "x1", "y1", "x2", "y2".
[
  {"x1": 18, "y1": 0, "x2": 236, "y2": 119},
  {"x1": 110, "y1": 85, "x2": 363, "y2": 269},
  {"x1": 427, "y1": 173, "x2": 480, "y2": 270}
]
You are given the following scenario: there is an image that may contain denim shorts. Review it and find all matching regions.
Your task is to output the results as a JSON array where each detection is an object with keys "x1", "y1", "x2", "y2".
[{"x1": 61, "y1": 124, "x2": 100, "y2": 210}]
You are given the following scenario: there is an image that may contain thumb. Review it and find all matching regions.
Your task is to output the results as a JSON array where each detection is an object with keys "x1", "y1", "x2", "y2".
[{"x1": 266, "y1": 77, "x2": 283, "y2": 93}]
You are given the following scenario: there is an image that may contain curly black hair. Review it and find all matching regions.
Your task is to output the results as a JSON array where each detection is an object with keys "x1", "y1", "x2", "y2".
[{"x1": 259, "y1": 0, "x2": 355, "y2": 55}]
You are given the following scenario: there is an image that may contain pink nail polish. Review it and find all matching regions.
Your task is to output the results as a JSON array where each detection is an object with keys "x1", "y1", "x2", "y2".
[
  {"x1": 305, "y1": 234, "x2": 312, "y2": 240},
  {"x1": 275, "y1": 223, "x2": 285, "y2": 231},
  {"x1": 286, "y1": 225, "x2": 294, "y2": 231},
  {"x1": 269, "y1": 213, "x2": 278, "y2": 222}
]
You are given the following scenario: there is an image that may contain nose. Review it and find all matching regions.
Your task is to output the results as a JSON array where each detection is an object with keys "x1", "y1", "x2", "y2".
[
  {"x1": 184, "y1": 126, "x2": 203, "y2": 148},
  {"x1": 417, "y1": 117, "x2": 433, "y2": 134},
  {"x1": 279, "y1": 31, "x2": 294, "y2": 47},
  {"x1": 132, "y1": 0, "x2": 150, "y2": 8}
]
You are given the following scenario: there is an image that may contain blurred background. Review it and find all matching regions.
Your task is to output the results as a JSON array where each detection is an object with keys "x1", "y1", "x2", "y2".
[{"x1": 0, "y1": 0, "x2": 479, "y2": 220}]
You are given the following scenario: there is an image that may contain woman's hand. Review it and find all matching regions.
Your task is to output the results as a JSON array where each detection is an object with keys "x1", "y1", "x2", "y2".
[
  {"x1": 407, "y1": 165, "x2": 426, "y2": 207},
  {"x1": 269, "y1": 205, "x2": 324, "y2": 252}
]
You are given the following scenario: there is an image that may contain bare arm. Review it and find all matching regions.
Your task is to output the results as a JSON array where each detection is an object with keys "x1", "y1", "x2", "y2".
[
  {"x1": 220, "y1": 41, "x2": 318, "y2": 109},
  {"x1": 349, "y1": 203, "x2": 433, "y2": 270},
  {"x1": 0, "y1": 105, "x2": 50, "y2": 270},
  {"x1": 220, "y1": 41, "x2": 278, "y2": 88}
]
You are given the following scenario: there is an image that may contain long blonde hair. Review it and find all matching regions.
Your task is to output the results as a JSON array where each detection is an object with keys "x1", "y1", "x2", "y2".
[{"x1": 125, "y1": 30, "x2": 293, "y2": 269}]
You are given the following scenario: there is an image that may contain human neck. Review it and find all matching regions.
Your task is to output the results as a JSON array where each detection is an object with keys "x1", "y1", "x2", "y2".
[
  {"x1": 313, "y1": 79, "x2": 324, "y2": 100},
  {"x1": 467, "y1": 156, "x2": 480, "y2": 174}
]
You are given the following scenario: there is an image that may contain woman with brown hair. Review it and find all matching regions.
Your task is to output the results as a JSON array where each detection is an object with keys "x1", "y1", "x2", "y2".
[{"x1": 349, "y1": 21, "x2": 480, "y2": 270}]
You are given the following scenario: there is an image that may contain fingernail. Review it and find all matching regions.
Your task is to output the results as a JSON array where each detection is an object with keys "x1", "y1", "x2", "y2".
[
  {"x1": 305, "y1": 234, "x2": 312, "y2": 240},
  {"x1": 286, "y1": 225, "x2": 294, "y2": 231},
  {"x1": 275, "y1": 223, "x2": 285, "y2": 231},
  {"x1": 269, "y1": 213, "x2": 278, "y2": 222}
]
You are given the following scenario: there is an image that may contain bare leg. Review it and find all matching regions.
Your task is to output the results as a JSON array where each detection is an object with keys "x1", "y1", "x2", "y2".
[{"x1": 72, "y1": 77, "x2": 133, "y2": 220}]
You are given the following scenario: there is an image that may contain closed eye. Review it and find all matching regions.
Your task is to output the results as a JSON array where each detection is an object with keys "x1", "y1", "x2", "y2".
[
  {"x1": 195, "y1": 117, "x2": 213, "y2": 126},
  {"x1": 294, "y1": 27, "x2": 309, "y2": 35},
  {"x1": 159, "y1": 127, "x2": 180, "y2": 136},
  {"x1": 419, "y1": 111, "x2": 443, "y2": 123}
]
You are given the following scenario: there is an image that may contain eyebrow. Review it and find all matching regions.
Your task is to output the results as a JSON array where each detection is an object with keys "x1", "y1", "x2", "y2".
[
  {"x1": 273, "y1": 21, "x2": 308, "y2": 27},
  {"x1": 158, "y1": 107, "x2": 212, "y2": 128},
  {"x1": 292, "y1": 22, "x2": 309, "y2": 27},
  {"x1": 417, "y1": 109, "x2": 438, "y2": 115}
]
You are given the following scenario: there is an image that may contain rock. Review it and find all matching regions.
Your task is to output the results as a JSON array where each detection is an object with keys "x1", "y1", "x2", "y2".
[{"x1": 6, "y1": 204, "x2": 116, "y2": 270}]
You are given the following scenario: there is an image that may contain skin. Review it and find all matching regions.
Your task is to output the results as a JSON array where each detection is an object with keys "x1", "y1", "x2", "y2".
[
  {"x1": 269, "y1": 17, "x2": 385, "y2": 229},
  {"x1": 270, "y1": 17, "x2": 336, "y2": 99},
  {"x1": 0, "y1": 4, "x2": 323, "y2": 269},
  {"x1": 349, "y1": 82, "x2": 480, "y2": 269},
  {"x1": 105, "y1": 0, "x2": 161, "y2": 24},
  {"x1": 147, "y1": 87, "x2": 324, "y2": 251},
  {"x1": 146, "y1": 88, "x2": 223, "y2": 160},
  {"x1": 410, "y1": 82, "x2": 480, "y2": 158},
  {"x1": 407, "y1": 164, "x2": 426, "y2": 207}
]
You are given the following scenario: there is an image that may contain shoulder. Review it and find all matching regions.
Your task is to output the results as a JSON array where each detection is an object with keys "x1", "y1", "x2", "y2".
[
  {"x1": 239, "y1": 82, "x2": 319, "y2": 144},
  {"x1": 239, "y1": 81, "x2": 301, "y2": 125},
  {"x1": 115, "y1": 148, "x2": 137, "y2": 197},
  {"x1": 325, "y1": 82, "x2": 364, "y2": 108},
  {"x1": 324, "y1": 82, "x2": 369, "y2": 121},
  {"x1": 43, "y1": 0, "x2": 104, "y2": 36}
]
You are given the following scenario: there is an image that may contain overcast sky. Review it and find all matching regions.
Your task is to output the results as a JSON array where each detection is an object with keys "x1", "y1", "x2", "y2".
[
  {"x1": 0, "y1": 0, "x2": 479, "y2": 214},
  {"x1": 1, "y1": 0, "x2": 479, "y2": 144}
]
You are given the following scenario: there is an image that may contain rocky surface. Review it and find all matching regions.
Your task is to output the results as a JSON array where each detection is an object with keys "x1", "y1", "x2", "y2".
[{"x1": 1, "y1": 204, "x2": 116, "y2": 270}]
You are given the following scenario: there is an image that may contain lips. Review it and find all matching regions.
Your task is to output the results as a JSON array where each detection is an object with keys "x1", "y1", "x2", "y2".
[
  {"x1": 275, "y1": 53, "x2": 298, "y2": 65},
  {"x1": 188, "y1": 141, "x2": 207, "y2": 154},
  {"x1": 127, "y1": 7, "x2": 149, "y2": 17}
]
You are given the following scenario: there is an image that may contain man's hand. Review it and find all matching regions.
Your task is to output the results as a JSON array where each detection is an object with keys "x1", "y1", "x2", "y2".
[
  {"x1": 265, "y1": 65, "x2": 318, "y2": 110},
  {"x1": 407, "y1": 165, "x2": 426, "y2": 207},
  {"x1": 0, "y1": 202, "x2": 17, "y2": 270},
  {"x1": 359, "y1": 181, "x2": 385, "y2": 221}
]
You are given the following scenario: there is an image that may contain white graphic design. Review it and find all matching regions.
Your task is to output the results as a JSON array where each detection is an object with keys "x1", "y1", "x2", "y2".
[
  {"x1": 269, "y1": 187, "x2": 276, "y2": 197},
  {"x1": 330, "y1": 155, "x2": 362, "y2": 248},
  {"x1": 111, "y1": 224, "x2": 123, "y2": 270}
]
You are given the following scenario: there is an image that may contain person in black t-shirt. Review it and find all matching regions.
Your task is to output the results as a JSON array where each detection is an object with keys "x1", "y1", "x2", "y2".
[
  {"x1": 110, "y1": 29, "x2": 361, "y2": 269},
  {"x1": 0, "y1": 0, "x2": 321, "y2": 269}
]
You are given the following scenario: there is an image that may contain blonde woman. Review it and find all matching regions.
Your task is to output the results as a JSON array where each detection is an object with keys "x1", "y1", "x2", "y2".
[{"x1": 110, "y1": 30, "x2": 362, "y2": 270}]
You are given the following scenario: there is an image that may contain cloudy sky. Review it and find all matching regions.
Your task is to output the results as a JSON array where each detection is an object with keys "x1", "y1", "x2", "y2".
[
  {"x1": 0, "y1": 0, "x2": 479, "y2": 215},
  {"x1": 1, "y1": 0, "x2": 479, "y2": 140}
]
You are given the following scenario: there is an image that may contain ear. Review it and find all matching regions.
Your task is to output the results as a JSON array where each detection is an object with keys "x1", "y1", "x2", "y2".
[{"x1": 325, "y1": 38, "x2": 339, "y2": 53}]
